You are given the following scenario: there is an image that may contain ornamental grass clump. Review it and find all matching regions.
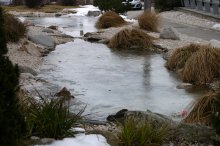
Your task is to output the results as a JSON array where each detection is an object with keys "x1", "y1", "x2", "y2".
[
  {"x1": 119, "y1": 118, "x2": 167, "y2": 146},
  {"x1": 183, "y1": 92, "x2": 217, "y2": 125},
  {"x1": 138, "y1": 11, "x2": 160, "y2": 32},
  {"x1": 22, "y1": 96, "x2": 83, "y2": 139},
  {"x1": 95, "y1": 11, "x2": 127, "y2": 29},
  {"x1": 108, "y1": 28, "x2": 153, "y2": 50},
  {"x1": 166, "y1": 44, "x2": 220, "y2": 85}
]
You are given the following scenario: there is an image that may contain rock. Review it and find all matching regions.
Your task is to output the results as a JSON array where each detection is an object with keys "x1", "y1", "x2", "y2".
[
  {"x1": 19, "y1": 65, "x2": 38, "y2": 76},
  {"x1": 30, "y1": 136, "x2": 40, "y2": 140},
  {"x1": 84, "y1": 32, "x2": 103, "y2": 42},
  {"x1": 42, "y1": 28, "x2": 54, "y2": 33},
  {"x1": 55, "y1": 13, "x2": 62, "y2": 17},
  {"x1": 28, "y1": 34, "x2": 55, "y2": 49},
  {"x1": 160, "y1": 27, "x2": 180, "y2": 40},
  {"x1": 55, "y1": 87, "x2": 75, "y2": 100},
  {"x1": 39, "y1": 138, "x2": 55, "y2": 145},
  {"x1": 176, "y1": 83, "x2": 193, "y2": 89},
  {"x1": 107, "y1": 109, "x2": 128, "y2": 121},
  {"x1": 209, "y1": 80, "x2": 220, "y2": 91},
  {"x1": 209, "y1": 39, "x2": 220, "y2": 48},
  {"x1": 87, "y1": 11, "x2": 101, "y2": 17},
  {"x1": 48, "y1": 25, "x2": 58, "y2": 30}
]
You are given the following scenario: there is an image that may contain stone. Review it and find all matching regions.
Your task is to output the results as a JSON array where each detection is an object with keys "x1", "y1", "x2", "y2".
[
  {"x1": 107, "y1": 109, "x2": 128, "y2": 121},
  {"x1": 160, "y1": 27, "x2": 180, "y2": 40},
  {"x1": 87, "y1": 11, "x2": 101, "y2": 17},
  {"x1": 176, "y1": 83, "x2": 193, "y2": 89},
  {"x1": 40, "y1": 138, "x2": 55, "y2": 145},
  {"x1": 55, "y1": 13, "x2": 62, "y2": 17},
  {"x1": 28, "y1": 34, "x2": 55, "y2": 49},
  {"x1": 48, "y1": 25, "x2": 58, "y2": 30},
  {"x1": 209, "y1": 39, "x2": 220, "y2": 48},
  {"x1": 18, "y1": 65, "x2": 38, "y2": 76},
  {"x1": 42, "y1": 28, "x2": 54, "y2": 33},
  {"x1": 55, "y1": 87, "x2": 75, "y2": 100}
]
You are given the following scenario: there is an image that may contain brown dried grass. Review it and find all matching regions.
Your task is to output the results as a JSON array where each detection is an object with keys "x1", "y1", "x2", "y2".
[
  {"x1": 181, "y1": 46, "x2": 220, "y2": 84},
  {"x1": 138, "y1": 11, "x2": 160, "y2": 32},
  {"x1": 183, "y1": 92, "x2": 217, "y2": 125},
  {"x1": 166, "y1": 44, "x2": 201, "y2": 71},
  {"x1": 108, "y1": 28, "x2": 153, "y2": 50},
  {"x1": 96, "y1": 11, "x2": 127, "y2": 29}
]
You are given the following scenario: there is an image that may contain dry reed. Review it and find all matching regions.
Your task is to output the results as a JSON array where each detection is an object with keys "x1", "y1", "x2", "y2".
[
  {"x1": 108, "y1": 28, "x2": 153, "y2": 50},
  {"x1": 138, "y1": 11, "x2": 160, "y2": 32},
  {"x1": 96, "y1": 11, "x2": 126, "y2": 29},
  {"x1": 183, "y1": 92, "x2": 217, "y2": 125},
  {"x1": 166, "y1": 44, "x2": 201, "y2": 71},
  {"x1": 181, "y1": 46, "x2": 220, "y2": 84}
]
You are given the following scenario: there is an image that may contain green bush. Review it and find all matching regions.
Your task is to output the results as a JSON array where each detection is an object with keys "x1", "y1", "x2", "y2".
[
  {"x1": 24, "y1": 0, "x2": 43, "y2": 8},
  {"x1": 4, "y1": 13, "x2": 26, "y2": 42},
  {"x1": 23, "y1": 96, "x2": 83, "y2": 139},
  {"x1": 59, "y1": 0, "x2": 77, "y2": 6},
  {"x1": 0, "y1": 7, "x2": 26, "y2": 146},
  {"x1": 119, "y1": 118, "x2": 167, "y2": 146},
  {"x1": 213, "y1": 93, "x2": 220, "y2": 135},
  {"x1": 94, "y1": 0, "x2": 129, "y2": 14},
  {"x1": 154, "y1": 0, "x2": 182, "y2": 12}
]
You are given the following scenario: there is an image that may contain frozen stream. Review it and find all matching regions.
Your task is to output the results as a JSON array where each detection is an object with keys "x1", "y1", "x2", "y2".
[{"x1": 26, "y1": 15, "x2": 208, "y2": 121}]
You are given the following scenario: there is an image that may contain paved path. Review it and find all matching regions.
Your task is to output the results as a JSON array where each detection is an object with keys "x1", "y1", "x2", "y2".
[{"x1": 126, "y1": 10, "x2": 220, "y2": 41}]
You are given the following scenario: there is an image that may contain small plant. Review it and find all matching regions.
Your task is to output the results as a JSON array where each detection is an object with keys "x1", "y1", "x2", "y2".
[
  {"x1": 108, "y1": 28, "x2": 153, "y2": 50},
  {"x1": 3, "y1": 13, "x2": 26, "y2": 42},
  {"x1": 94, "y1": 0, "x2": 129, "y2": 14},
  {"x1": 154, "y1": 0, "x2": 182, "y2": 12},
  {"x1": 119, "y1": 118, "x2": 167, "y2": 146},
  {"x1": 24, "y1": 0, "x2": 43, "y2": 8},
  {"x1": 22, "y1": 96, "x2": 83, "y2": 139},
  {"x1": 95, "y1": 11, "x2": 126, "y2": 29},
  {"x1": 138, "y1": 11, "x2": 160, "y2": 32}
]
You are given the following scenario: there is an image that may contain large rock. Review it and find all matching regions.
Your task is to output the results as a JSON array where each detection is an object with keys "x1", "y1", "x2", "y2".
[
  {"x1": 87, "y1": 11, "x2": 101, "y2": 17},
  {"x1": 28, "y1": 34, "x2": 55, "y2": 49},
  {"x1": 209, "y1": 39, "x2": 220, "y2": 48},
  {"x1": 160, "y1": 27, "x2": 180, "y2": 40},
  {"x1": 19, "y1": 65, "x2": 38, "y2": 76},
  {"x1": 108, "y1": 110, "x2": 217, "y2": 144}
]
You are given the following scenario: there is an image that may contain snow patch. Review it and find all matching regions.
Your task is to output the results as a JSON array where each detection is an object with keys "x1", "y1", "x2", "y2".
[
  {"x1": 64, "y1": 5, "x2": 100, "y2": 17},
  {"x1": 120, "y1": 15, "x2": 137, "y2": 23},
  {"x1": 213, "y1": 24, "x2": 220, "y2": 30},
  {"x1": 35, "y1": 134, "x2": 110, "y2": 146}
]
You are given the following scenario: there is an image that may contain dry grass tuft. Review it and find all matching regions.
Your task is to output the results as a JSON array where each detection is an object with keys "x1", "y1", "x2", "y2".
[
  {"x1": 108, "y1": 28, "x2": 153, "y2": 50},
  {"x1": 181, "y1": 46, "x2": 220, "y2": 84},
  {"x1": 95, "y1": 11, "x2": 127, "y2": 29},
  {"x1": 183, "y1": 92, "x2": 217, "y2": 125},
  {"x1": 138, "y1": 11, "x2": 160, "y2": 32},
  {"x1": 166, "y1": 44, "x2": 201, "y2": 71}
]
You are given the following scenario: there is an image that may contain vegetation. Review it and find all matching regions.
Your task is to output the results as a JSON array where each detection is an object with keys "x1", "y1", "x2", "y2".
[
  {"x1": 166, "y1": 44, "x2": 220, "y2": 85},
  {"x1": 154, "y1": 0, "x2": 182, "y2": 12},
  {"x1": 183, "y1": 92, "x2": 217, "y2": 125},
  {"x1": 108, "y1": 28, "x2": 153, "y2": 50},
  {"x1": 96, "y1": 11, "x2": 126, "y2": 29},
  {"x1": 94, "y1": 0, "x2": 129, "y2": 14},
  {"x1": 24, "y1": 0, "x2": 43, "y2": 8},
  {"x1": 138, "y1": 11, "x2": 160, "y2": 32},
  {"x1": 213, "y1": 93, "x2": 220, "y2": 135},
  {"x1": 119, "y1": 118, "x2": 167, "y2": 146},
  {"x1": 3, "y1": 13, "x2": 26, "y2": 42},
  {"x1": 59, "y1": 0, "x2": 77, "y2": 6},
  {"x1": 0, "y1": 7, "x2": 26, "y2": 146},
  {"x1": 2, "y1": 5, "x2": 78, "y2": 13},
  {"x1": 12, "y1": 0, "x2": 23, "y2": 5},
  {"x1": 23, "y1": 96, "x2": 82, "y2": 139}
]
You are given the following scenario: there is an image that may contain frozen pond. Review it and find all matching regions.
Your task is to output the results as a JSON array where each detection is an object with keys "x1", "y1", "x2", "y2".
[{"x1": 38, "y1": 39, "x2": 207, "y2": 121}]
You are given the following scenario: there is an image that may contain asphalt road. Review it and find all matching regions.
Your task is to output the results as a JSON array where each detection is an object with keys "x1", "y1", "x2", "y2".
[{"x1": 126, "y1": 10, "x2": 220, "y2": 41}]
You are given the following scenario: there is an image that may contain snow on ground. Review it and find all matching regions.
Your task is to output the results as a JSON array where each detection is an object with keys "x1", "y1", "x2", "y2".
[
  {"x1": 213, "y1": 24, "x2": 220, "y2": 30},
  {"x1": 120, "y1": 15, "x2": 137, "y2": 23},
  {"x1": 64, "y1": 5, "x2": 100, "y2": 16},
  {"x1": 35, "y1": 134, "x2": 110, "y2": 146}
]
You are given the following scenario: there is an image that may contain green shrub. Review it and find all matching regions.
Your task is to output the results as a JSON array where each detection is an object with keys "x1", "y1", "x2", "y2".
[
  {"x1": 58, "y1": 0, "x2": 77, "y2": 6},
  {"x1": 119, "y1": 118, "x2": 168, "y2": 146},
  {"x1": 24, "y1": 0, "x2": 43, "y2": 8},
  {"x1": 94, "y1": 0, "x2": 129, "y2": 14},
  {"x1": 0, "y1": 7, "x2": 26, "y2": 146},
  {"x1": 154, "y1": 0, "x2": 182, "y2": 12},
  {"x1": 23, "y1": 96, "x2": 83, "y2": 139},
  {"x1": 4, "y1": 13, "x2": 26, "y2": 42}
]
